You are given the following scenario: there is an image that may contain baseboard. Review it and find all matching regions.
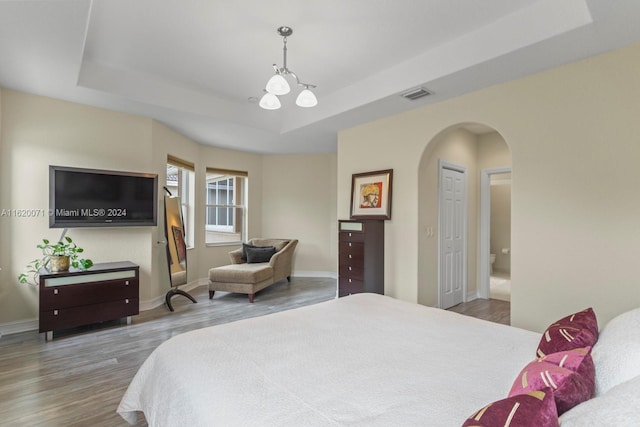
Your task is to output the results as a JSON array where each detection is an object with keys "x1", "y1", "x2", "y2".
[
  {"x1": 292, "y1": 270, "x2": 337, "y2": 279},
  {"x1": 466, "y1": 291, "x2": 478, "y2": 302},
  {"x1": 0, "y1": 318, "x2": 39, "y2": 338}
]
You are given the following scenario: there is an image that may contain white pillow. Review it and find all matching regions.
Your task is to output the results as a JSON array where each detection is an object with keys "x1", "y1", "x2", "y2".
[
  {"x1": 591, "y1": 307, "x2": 640, "y2": 395},
  {"x1": 559, "y1": 375, "x2": 640, "y2": 426}
]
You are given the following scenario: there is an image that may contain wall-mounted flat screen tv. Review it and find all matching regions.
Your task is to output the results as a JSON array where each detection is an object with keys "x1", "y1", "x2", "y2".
[{"x1": 49, "y1": 165, "x2": 158, "y2": 228}]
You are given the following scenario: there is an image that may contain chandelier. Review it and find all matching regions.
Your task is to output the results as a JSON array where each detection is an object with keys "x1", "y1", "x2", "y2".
[{"x1": 259, "y1": 26, "x2": 318, "y2": 110}]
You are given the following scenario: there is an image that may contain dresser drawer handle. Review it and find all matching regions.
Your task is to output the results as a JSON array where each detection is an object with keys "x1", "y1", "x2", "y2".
[
  {"x1": 125, "y1": 280, "x2": 129, "y2": 286},
  {"x1": 54, "y1": 289, "x2": 59, "y2": 295},
  {"x1": 125, "y1": 299, "x2": 129, "y2": 304},
  {"x1": 53, "y1": 310, "x2": 58, "y2": 316},
  {"x1": 348, "y1": 232, "x2": 352, "y2": 237},
  {"x1": 349, "y1": 254, "x2": 352, "y2": 259},
  {"x1": 349, "y1": 278, "x2": 352, "y2": 283},
  {"x1": 349, "y1": 266, "x2": 352, "y2": 271}
]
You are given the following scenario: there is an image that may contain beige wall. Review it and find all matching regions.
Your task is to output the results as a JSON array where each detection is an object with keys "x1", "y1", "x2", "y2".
[
  {"x1": 0, "y1": 91, "x2": 155, "y2": 325},
  {"x1": 262, "y1": 154, "x2": 337, "y2": 274},
  {"x1": 0, "y1": 90, "x2": 337, "y2": 331},
  {"x1": 339, "y1": 42, "x2": 640, "y2": 332},
  {"x1": 477, "y1": 132, "x2": 512, "y2": 169}
]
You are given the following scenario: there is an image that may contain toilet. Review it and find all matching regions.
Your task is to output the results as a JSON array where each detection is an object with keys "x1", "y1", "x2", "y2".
[{"x1": 490, "y1": 254, "x2": 496, "y2": 274}]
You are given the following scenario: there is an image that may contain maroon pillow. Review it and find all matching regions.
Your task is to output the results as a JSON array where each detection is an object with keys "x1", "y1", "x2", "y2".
[
  {"x1": 540, "y1": 346, "x2": 595, "y2": 388},
  {"x1": 509, "y1": 357, "x2": 594, "y2": 415},
  {"x1": 462, "y1": 389, "x2": 558, "y2": 427},
  {"x1": 536, "y1": 308, "x2": 598, "y2": 358}
]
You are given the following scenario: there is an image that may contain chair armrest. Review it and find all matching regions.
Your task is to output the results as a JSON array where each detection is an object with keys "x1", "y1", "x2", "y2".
[
  {"x1": 269, "y1": 239, "x2": 298, "y2": 281},
  {"x1": 229, "y1": 248, "x2": 245, "y2": 264}
]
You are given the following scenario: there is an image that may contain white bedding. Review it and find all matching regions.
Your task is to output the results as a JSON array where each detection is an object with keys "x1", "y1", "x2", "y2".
[{"x1": 118, "y1": 293, "x2": 540, "y2": 426}]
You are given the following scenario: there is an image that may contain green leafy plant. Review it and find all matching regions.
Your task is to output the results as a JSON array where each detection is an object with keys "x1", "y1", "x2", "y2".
[{"x1": 18, "y1": 236, "x2": 94, "y2": 286}]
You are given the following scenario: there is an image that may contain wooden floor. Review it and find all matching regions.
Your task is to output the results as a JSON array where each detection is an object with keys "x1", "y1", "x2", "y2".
[
  {"x1": 0, "y1": 279, "x2": 508, "y2": 426},
  {"x1": 447, "y1": 298, "x2": 510, "y2": 325}
]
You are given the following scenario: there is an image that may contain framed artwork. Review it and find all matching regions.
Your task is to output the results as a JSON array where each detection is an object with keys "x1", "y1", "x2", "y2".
[{"x1": 350, "y1": 169, "x2": 393, "y2": 220}]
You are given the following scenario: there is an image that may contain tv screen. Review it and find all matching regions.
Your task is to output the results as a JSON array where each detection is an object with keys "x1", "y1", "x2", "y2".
[{"x1": 49, "y1": 165, "x2": 158, "y2": 228}]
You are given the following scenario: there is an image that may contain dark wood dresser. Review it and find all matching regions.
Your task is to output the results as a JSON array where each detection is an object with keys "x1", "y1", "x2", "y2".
[
  {"x1": 39, "y1": 261, "x2": 139, "y2": 340},
  {"x1": 338, "y1": 219, "x2": 384, "y2": 297}
]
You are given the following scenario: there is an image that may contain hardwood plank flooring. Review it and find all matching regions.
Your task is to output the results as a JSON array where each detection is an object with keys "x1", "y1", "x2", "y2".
[
  {"x1": 0, "y1": 281, "x2": 508, "y2": 426},
  {"x1": 446, "y1": 298, "x2": 510, "y2": 325},
  {"x1": 0, "y1": 278, "x2": 336, "y2": 427}
]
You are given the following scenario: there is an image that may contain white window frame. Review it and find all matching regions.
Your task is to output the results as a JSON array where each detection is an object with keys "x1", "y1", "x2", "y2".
[{"x1": 205, "y1": 169, "x2": 247, "y2": 246}]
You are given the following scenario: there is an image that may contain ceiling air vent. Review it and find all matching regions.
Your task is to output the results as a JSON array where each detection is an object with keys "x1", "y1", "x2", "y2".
[{"x1": 400, "y1": 87, "x2": 432, "y2": 101}]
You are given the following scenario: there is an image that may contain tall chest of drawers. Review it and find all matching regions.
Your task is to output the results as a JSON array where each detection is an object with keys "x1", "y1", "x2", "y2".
[{"x1": 338, "y1": 219, "x2": 384, "y2": 297}]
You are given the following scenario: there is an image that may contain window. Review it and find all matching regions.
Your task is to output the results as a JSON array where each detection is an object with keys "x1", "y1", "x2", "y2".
[
  {"x1": 205, "y1": 168, "x2": 247, "y2": 245},
  {"x1": 166, "y1": 155, "x2": 195, "y2": 247}
]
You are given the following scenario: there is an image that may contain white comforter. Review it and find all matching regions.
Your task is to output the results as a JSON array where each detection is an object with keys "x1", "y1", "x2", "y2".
[{"x1": 118, "y1": 293, "x2": 539, "y2": 426}]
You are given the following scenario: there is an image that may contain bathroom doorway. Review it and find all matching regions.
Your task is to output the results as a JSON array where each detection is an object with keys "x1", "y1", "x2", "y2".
[
  {"x1": 417, "y1": 125, "x2": 511, "y2": 309},
  {"x1": 479, "y1": 168, "x2": 511, "y2": 301}
]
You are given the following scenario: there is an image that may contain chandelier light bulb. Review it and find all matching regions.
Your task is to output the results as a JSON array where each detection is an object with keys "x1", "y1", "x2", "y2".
[
  {"x1": 265, "y1": 74, "x2": 290, "y2": 95},
  {"x1": 259, "y1": 92, "x2": 281, "y2": 110},
  {"x1": 296, "y1": 88, "x2": 318, "y2": 107}
]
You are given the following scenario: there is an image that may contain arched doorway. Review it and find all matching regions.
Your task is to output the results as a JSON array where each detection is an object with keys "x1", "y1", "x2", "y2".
[{"x1": 417, "y1": 123, "x2": 511, "y2": 310}]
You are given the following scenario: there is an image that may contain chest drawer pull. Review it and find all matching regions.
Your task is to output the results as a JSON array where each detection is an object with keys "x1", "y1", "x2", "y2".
[
  {"x1": 125, "y1": 280, "x2": 129, "y2": 285},
  {"x1": 349, "y1": 266, "x2": 352, "y2": 271},
  {"x1": 125, "y1": 299, "x2": 130, "y2": 304},
  {"x1": 54, "y1": 289, "x2": 59, "y2": 295},
  {"x1": 53, "y1": 310, "x2": 58, "y2": 316},
  {"x1": 349, "y1": 242, "x2": 352, "y2": 247}
]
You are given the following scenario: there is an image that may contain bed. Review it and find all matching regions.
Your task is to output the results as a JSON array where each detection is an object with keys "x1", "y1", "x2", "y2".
[{"x1": 117, "y1": 293, "x2": 640, "y2": 426}]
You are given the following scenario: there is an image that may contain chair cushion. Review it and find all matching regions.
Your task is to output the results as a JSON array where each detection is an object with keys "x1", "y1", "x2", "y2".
[{"x1": 209, "y1": 263, "x2": 273, "y2": 284}]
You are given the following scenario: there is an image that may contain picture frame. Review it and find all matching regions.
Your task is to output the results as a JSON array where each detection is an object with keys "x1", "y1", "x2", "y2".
[{"x1": 350, "y1": 169, "x2": 393, "y2": 220}]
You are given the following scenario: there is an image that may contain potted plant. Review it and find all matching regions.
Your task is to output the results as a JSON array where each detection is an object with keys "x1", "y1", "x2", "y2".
[{"x1": 18, "y1": 236, "x2": 94, "y2": 286}]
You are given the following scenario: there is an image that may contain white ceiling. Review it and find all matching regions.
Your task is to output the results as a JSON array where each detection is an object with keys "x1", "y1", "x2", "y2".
[{"x1": 1, "y1": 0, "x2": 640, "y2": 154}]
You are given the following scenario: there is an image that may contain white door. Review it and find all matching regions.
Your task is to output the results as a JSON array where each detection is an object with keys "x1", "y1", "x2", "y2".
[{"x1": 439, "y1": 164, "x2": 466, "y2": 309}]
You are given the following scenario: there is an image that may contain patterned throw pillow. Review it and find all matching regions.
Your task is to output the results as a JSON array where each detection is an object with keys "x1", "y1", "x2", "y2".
[
  {"x1": 540, "y1": 346, "x2": 595, "y2": 388},
  {"x1": 536, "y1": 308, "x2": 598, "y2": 358},
  {"x1": 462, "y1": 389, "x2": 559, "y2": 427},
  {"x1": 509, "y1": 355, "x2": 595, "y2": 415}
]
